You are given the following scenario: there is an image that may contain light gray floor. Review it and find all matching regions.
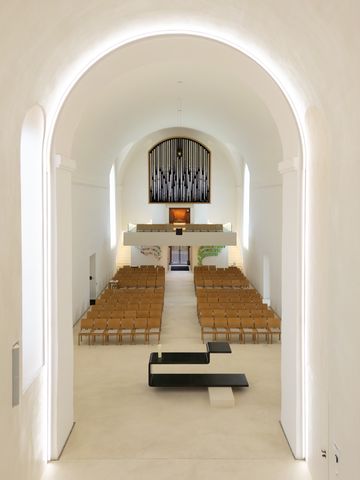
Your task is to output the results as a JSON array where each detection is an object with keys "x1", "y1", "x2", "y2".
[{"x1": 42, "y1": 271, "x2": 311, "y2": 480}]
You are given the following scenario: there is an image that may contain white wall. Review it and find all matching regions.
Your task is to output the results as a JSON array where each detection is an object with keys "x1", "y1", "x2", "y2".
[
  {"x1": 72, "y1": 180, "x2": 117, "y2": 323},
  {"x1": 243, "y1": 183, "x2": 282, "y2": 315},
  {"x1": 54, "y1": 163, "x2": 74, "y2": 457}
]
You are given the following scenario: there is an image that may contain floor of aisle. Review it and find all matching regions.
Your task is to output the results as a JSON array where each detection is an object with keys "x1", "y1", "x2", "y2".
[{"x1": 42, "y1": 271, "x2": 310, "y2": 480}]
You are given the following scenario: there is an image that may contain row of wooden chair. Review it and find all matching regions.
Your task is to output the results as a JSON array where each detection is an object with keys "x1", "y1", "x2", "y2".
[
  {"x1": 110, "y1": 278, "x2": 165, "y2": 288},
  {"x1": 121, "y1": 265, "x2": 165, "y2": 271},
  {"x1": 114, "y1": 270, "x2": 165, "y2": 277},
  {"x1": 195, "y1": 278, "x2": 250, "y2": 288},
  {"x1": 100, "y1": 288, "x2": 164, "y2": 299},
  {"x1": 198, "y1": 302, "x2": 267, "y2": 310},
  {"x1": 200, "y1": 316, "x2": 281, "y2": 344},
  {"x1": 96, "y1": 297, "x2": 164, "y2": 306},
  {"x1": 197, "y1": 290, "x2": 258, "y2": 296},
  {"x1": 194, "y1": 266, "x2": 243, "y2": 273},
  {"x1": 198, "y1": 308, "x2": 275, "y2": 319},
  {"x1": 194, "y1": 272, "x2": 247, "y2": 279},
  {"x1": 196, "y1": 287, "x2": 257, "y2": 294},
  {"x1": 78, "y1": 316, "x2": 161, "y2": 345},
  {"x1": 103, "y1": 287, "x2": 164, "y2": 294},
  {"x1": 197, "y1": 296, "x2": 262, "y2": 305},
  {"x1": 86, "y1": 307, "x2": 163, "y2": 319},
  {"x1": 114, "y1": 271, "x2": 165, "y2": 278}
]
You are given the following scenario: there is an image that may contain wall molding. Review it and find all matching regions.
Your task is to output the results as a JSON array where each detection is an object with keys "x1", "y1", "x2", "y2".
[
  {"x1": 252, "y1": 182, "x2": 282, "y2": 190},
  {"x1": 278, "y1": 157, "x2": 299, "y2": 175},
  {"x1": 55, "y1": 154, "x2": 77, "y2": 172},
  {"x1": 72, "y1": 178, "x2": 108, "y2": 190}
]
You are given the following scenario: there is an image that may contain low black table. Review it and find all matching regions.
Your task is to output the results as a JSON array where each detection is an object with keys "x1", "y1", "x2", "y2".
[{"x1": 148, "y1": 342, "x2": 249, "y2": 388}]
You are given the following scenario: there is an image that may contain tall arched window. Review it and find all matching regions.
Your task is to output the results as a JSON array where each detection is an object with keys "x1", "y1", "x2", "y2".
[
  {"x1": 20, "y1": 105, "x2": 45, "y2": 392},
  {"x1": 109, "y1": 164, "x2": 116, "y2": 248},
  {"x1": 242, "y1": 163, "x2": 250, "y2": 250}
]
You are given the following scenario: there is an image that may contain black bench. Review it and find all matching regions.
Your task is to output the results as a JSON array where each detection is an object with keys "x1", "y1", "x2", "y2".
[{"x1": 148, "y1": 342, "x2": 249, "y2": 388}]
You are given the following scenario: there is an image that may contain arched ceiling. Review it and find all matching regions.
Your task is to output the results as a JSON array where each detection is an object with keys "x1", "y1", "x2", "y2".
[{"x1": 54, "y1": 35, "x2": 299, "y2": 186}]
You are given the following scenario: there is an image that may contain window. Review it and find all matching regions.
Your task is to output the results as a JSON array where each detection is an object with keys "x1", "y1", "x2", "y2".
[
  {"x1": 109, "y1": 164, "x2": 116, "y2": 248},
  {"x1": 242, "y1": 163, "x2": 250, "y2": 250}
]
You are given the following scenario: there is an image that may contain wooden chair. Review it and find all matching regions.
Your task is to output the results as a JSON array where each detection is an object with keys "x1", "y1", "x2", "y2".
[
  {"x1": 120, "y1": 317, "x2": 134, "y2": 343},
  {"x1": 240, "y1": 317, "x2": 256, "y2": 344},
  {"x1": 268, "y1": 316, "x2": 281, "y2": 343},
  {"x1": 254, "y1": 317, "x2": 269, "y2": 343},
  {"x1": 78, "y1": 318, "x2": 94, "y2": 345},
  {"x1": 133, "y1": 317, "x2": 148, "y2": 343},
  {"x1": 214, "y1": 317, "x2": 229, "y2": 340},
  {"x1": 200, "y1": 317, "x2": 215, "y2": 342},
  {"x1": 106, "y1": 318, "x2": 121, "y2": 344},
  {"x1": 91, "y1": 318, "x2": 107, "y2": 344},
  {"x1": 147, "y1": 316, "x2": 161, "y2": 343},
  {"x1": 227, "y1": 317, "x2": 242, "y2": 343}
]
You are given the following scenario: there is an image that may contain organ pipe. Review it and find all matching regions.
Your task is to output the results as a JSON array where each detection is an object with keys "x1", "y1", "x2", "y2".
[{"x1": 149, "y1": 137, "x2": 210, "y2": 203}]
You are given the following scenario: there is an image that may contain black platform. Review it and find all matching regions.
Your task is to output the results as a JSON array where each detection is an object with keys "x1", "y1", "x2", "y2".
[{"x1": 148, "y1": 342, "x2": 249, "y2": 388}]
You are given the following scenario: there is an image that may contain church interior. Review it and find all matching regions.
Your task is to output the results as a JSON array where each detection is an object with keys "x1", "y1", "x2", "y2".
[{"x1": 1, "y1": 2, "x2": 359, "y2": 480}]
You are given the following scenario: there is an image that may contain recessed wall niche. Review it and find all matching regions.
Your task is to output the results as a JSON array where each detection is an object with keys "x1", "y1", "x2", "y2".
[{"x1": 149, "y1": 137, "x2": 210, "y2": 203}]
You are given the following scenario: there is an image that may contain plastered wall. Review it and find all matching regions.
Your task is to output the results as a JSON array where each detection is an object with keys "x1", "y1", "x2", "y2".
[{"x1": 72, "y1": 181, "x2": 117, "y2": 324}]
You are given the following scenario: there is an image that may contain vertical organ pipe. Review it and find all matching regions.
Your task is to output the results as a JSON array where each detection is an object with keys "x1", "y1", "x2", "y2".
[{"x1": 149, "y1": 137, "x2": 210, "y2": 203}]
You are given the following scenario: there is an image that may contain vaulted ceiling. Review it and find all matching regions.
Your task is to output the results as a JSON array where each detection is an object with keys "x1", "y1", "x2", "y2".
[{"x1": 54, "y1": 35, "x2": 299, "y2": 186}]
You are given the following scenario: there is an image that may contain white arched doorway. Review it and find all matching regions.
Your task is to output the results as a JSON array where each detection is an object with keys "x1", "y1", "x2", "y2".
[{"x1": 46, "y1": 31, "x2": 306, "y2": 462}]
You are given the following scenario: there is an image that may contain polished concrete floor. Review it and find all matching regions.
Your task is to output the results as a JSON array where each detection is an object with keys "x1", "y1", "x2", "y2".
[{"x1": 42, "y1": 272, "x2": 311, "y2": 480}]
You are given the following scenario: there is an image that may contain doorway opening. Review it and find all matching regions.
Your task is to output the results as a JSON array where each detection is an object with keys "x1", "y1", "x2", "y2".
[
  {"x1": 47, "y1": 31, "x2": 307, "y2": 463},
  {"x1": 89, "y1": 253, "x2": 96, "y2": 305},
  {"x1": 169, "y1": 246, "x2": 190, "y2": 271}
]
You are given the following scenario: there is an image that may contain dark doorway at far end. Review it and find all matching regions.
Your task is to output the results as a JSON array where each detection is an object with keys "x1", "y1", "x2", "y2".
[{"x1": 169, "y1": 246, "x2": 190, "y2": 271}]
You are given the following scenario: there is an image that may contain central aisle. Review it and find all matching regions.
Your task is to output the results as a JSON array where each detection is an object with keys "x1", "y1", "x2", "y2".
[
  {"x1": 161, "y1": 271, "x2": 200, "y2": 345},
  {"x1": 42, "y1": 271, "x2": 310, "y2": 480}
]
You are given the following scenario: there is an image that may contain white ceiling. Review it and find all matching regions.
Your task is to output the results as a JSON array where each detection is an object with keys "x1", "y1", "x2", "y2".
[{"x1": 54, "y1": 35, "x2": 298, "y2": 185}]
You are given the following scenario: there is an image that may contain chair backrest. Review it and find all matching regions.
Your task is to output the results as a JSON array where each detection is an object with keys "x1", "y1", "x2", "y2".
[
  {"x1": 107, "y1": 318, "x2": 121, "y2": 329},
  {"x1": 148, "y1": 316, "x2": 161, "y2": 328},
  {"x1": 81, "y1": 317, "x2": 94, "y2": 329},
  {"x1": 200, "y1": 317, "x2": 214, "y2": 328},
  {"x1": 121, "y1": 317, "x2": 134, "y2": 329},
  {"x1": 93, "y1": 318, "x2": 107, "y2": 329},
  {"x1": 214, "y1": 317, "x2": 228, "y2": 328},
  {"x1": 227, "y1": 317, "x2": 240, "y2": 328},
  {"x1": 134, "y1": 317, "x2": 147, "y2": 329},
  {"x1": 268, "y1": 316, "x2": 280, "y2": 328},
  {"x1": 241, "y1": 317, "x2": 254, "y2": 328},
  {"x1": 253, "y1": 317, "x2": 268, "y2": 329}
]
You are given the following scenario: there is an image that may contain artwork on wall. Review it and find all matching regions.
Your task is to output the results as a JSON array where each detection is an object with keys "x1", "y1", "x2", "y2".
[
  {"x1": 197, "y1": 245, "x2": 225, "y2": 265},
  {"x1": 136, "y1": 245, "x2": 162, "y2": 261},
  {"x1": 169, "y1": 207, "x2": 190, "y2": 224},
  {"x1": 149, "y1": 137, "x2": 210, "y2": 203}
]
